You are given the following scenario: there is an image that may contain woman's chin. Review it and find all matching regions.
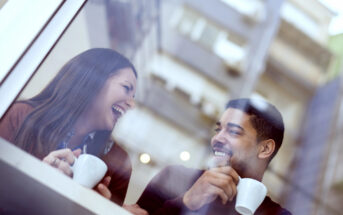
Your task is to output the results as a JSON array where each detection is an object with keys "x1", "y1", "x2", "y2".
[{"x1": 100, "y1": 119, "x2": 117, "y2": 132}]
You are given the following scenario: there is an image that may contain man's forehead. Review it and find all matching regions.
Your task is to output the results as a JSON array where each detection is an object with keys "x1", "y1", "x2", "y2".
[{"x1": 218, "y1": 108, "x2": 251, "y2": 125}]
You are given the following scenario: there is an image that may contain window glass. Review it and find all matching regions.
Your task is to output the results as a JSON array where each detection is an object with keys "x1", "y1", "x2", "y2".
[
  {"x1": 0, "y1": 0, "x2": 63, "y2": 82},
  {"x1": 1, "y1": 1, "x2": 341, "y2": 214}
]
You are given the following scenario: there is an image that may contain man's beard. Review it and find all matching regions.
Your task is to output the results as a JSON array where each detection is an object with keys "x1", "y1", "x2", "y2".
[{"x1": 229, "y1": 156, "x2": 248, "y2": 177}]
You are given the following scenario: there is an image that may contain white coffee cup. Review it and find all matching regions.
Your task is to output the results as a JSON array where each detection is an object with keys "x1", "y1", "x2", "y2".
[
  {"x1": 235, "y1": 178, "x2": 267, "y2": 215},
  {"x1": 71, "y1": 154, "x2": 108, "y2": 188}
]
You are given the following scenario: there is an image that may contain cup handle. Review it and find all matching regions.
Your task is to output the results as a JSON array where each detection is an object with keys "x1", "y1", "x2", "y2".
[{"x1": 237, "y1": 176, "x2": 241, "y2": 189}]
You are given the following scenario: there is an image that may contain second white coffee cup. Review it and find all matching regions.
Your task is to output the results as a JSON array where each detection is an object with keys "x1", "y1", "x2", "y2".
[
  {"x1": 72, "y1": 154, "x2": 108, "y2": 188},
  {"x1": 235, "y1": 178, "x2": 267, "y2": 215}
]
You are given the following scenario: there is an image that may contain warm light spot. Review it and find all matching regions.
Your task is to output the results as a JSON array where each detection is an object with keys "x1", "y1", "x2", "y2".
[
  {"x1": 180, "y1": 151, "x2": 190, "y2": 161},
  {"x1": 140, "y1": 153, "x2": 151, "y2": 164}
]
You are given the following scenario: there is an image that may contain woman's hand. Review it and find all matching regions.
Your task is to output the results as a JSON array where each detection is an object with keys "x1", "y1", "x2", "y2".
[
  {"x1": 42, "y1": 148, "x2": 82, "y2": 176},
  {"x1": 123, "y1": 204, "x2": 149, "y2": 215},
  {"x1": 96, "y1": 176, "x2": 112, "y2": 199}
]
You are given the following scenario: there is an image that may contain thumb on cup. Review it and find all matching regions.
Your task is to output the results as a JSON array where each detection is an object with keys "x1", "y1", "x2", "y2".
[{"x1": 73, "y1": 148, "x2": 82, "y2": 158}]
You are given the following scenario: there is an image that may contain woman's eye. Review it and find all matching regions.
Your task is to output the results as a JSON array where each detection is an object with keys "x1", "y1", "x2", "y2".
[
  {"x1": 214, "y1": 128, "x2": 221, "y2": 133},
  {"x1": 123, "y1": 85, "x2": 130, "y2": 93}
]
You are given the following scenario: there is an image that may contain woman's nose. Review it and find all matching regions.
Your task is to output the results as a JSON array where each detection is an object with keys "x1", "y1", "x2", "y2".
[{"x1": 126, "y1": 97, "x2": 135, "y2": 109}]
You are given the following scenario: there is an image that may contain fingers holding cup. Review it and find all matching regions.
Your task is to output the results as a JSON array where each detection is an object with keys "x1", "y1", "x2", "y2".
[{"x1": 42, "y1": 148, "x2": 79, "y2": 176}]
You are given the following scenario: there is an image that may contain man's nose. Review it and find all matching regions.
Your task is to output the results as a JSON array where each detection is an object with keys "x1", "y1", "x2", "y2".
[{"x1": 213, "y1": 130, "x2": 226, "y2": 143}]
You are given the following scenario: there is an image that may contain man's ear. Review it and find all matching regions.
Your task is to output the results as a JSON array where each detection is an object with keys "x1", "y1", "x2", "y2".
[{"x1": 258, "y1": 139, "x2": 275, "y2": 160}]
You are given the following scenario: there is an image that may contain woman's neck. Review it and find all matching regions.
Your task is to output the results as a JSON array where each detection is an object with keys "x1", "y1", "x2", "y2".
[{"x1": 68, "y1": 114, "x2": 95, "y2": 149}]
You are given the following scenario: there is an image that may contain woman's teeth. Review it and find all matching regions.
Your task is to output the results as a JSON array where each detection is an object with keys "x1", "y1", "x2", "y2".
[{"x1": 112, "y1": 105, "x2": 124, "y2": 115}]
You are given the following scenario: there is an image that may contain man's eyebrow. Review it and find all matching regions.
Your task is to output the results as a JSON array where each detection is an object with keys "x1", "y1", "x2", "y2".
[{"x1": 226, "y1": 122, "x2": 244, "y2": 131}]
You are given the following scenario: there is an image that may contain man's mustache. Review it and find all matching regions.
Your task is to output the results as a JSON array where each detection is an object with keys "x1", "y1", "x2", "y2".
[{"x1": 212, "y1": 142, "x2": 233, "y2": 157}]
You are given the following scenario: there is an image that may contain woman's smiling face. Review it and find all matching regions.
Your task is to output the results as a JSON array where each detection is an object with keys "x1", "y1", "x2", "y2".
[{"x1": 85, "y1": 67, "x2": 137, "y2": 131}]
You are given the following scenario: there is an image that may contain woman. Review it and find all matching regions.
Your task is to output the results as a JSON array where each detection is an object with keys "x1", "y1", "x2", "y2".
[{"x1": 0, "y1": 48, "x2": 143, "y2": 212}]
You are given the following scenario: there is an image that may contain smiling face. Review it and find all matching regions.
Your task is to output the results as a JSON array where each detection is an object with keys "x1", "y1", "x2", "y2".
[
  {"x1": 210, "y1": 108, "x2": 261, "y2": 177},
  {"x1": 85, "y1": 67, "x2": 137, "y2": 131}
]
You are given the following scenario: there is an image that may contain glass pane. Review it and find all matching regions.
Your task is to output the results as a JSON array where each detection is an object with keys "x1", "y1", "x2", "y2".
[
  {"x1": 0, "y1": 0, "x2": 63, "y2": 83},
  {"x1": 1, "y1": 0, "x2": 341, "y2": 214}
]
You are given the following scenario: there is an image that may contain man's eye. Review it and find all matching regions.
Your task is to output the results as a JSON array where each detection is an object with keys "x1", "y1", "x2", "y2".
[{"x1": 229, "y1": 129, "x2": 241, "y2": 135}]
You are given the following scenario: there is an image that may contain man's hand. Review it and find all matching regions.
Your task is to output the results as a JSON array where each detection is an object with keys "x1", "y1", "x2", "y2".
[
  {"x1": 96, "y1": 176, "x2": 112, "y2": 199},
  {"x1": 183, "y1": 166, "x2": 239, "y2": 210},
  {"x1": 123, "y1": 204, "x2": 149, "y2": 215}
]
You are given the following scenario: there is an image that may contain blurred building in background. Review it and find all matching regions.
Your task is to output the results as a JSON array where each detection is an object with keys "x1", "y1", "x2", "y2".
[
  {"x1": 17, "y1": 0, "x2": 343, "y2": 214},
  {"x1": 328, "y1": 33, "x2": 343, "y2": 79},
  {"x1": 110, "y1": 0, "x2": 343, "y2": 214}
]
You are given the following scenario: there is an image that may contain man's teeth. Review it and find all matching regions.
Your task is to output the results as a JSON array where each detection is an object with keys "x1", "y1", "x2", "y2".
[
  {"x1": 112, "y1": 105, "x2": 124, "y2": 115},
  {"x1": 214, "y1": 151, "x2": 227, "y2": 157}
]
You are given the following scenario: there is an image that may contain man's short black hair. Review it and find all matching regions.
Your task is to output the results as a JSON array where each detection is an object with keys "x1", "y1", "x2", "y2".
[{"x1": 225, "y1": 98, "x2": 284, "y2": 161}]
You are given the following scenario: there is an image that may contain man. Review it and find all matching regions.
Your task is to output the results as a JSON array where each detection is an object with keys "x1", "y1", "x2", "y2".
[{"x1": 137, "y1": 98, "x2": 291, "y2": 214}]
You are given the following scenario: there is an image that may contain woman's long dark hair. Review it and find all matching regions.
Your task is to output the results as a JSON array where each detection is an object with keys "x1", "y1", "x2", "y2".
[{"x1": 14, "y1": 48, "x2": 137, "y2": 158}]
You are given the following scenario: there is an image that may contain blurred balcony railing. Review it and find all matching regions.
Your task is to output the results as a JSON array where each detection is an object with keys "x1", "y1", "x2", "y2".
[
  {"x1": 160, "y1": 27, "x2": 240, "y2": 90},
  {"x1": 268, "y1": 19, "x2": 333, "y2": 87},
  {"x1": 136, "y1": 75, "x2": 216, "y2": 142},
  {"x1": 277, "y1": 19, "x2": 332, "y2": 71},
  {"x1": 183, "y1": 0, "x2": 254, "y2": 40}
]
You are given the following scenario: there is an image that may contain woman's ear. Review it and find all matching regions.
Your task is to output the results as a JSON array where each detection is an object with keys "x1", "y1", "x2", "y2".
[{"x1": 258, "y1": 139, "x2": 275, "y2": 160}]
